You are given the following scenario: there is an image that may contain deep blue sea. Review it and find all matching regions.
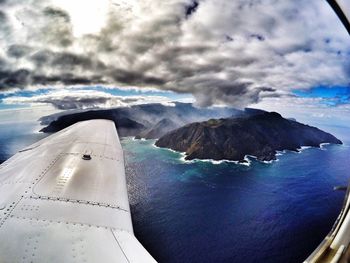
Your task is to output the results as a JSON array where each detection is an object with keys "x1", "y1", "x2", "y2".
[
  {"x1": 0, "y1": 122, "x2": 349, "y2": 263},
  {"x1": 122, "y1": 126, "x2": 350, "y2": 263}
]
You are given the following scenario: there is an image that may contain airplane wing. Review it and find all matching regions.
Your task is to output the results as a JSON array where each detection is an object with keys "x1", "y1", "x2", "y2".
[{"x1": 0, "y1": 119, "x2": 157, "y2": 263}]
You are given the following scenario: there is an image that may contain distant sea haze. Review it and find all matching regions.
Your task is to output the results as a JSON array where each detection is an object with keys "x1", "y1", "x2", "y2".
[
  {"x1": 0, "y1": 121, "x2": 349, "y2": 262},
  {"x1": 0, "y1": 122, "x2": 47, "y2": 163}
]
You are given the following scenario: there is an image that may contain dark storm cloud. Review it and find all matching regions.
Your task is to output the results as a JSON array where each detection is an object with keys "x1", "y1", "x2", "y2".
[
  {"x1": 110, "y1": 69, "x2": 166, "y2": 86},
  {"x1": 0, "y1": 69, "x2": 30, "y2": 88},
  {"x1": 32, "y1": 73, "x2": 105, "y2": 86},
  {"x1": 0, "y1": 57, "x2": 8, "y2": 69},
  {"x1": 29, "y1": 50, "x2": 101, "y2": 70},
  {"x1": 250, "y1": 33, "x2": 265, "y2": 41},
  {"x1": 185, "y1": 1, "x2": 199, "y2": 18},
  {"x1": 259, "y1": 87, "x2": 276, "y2": 92},
  {"x1": 0, "y1": 10, "x2": 6, "y2": 21},
  {"x1": 7, "y1": 45, "x2": 32, "y2": 59},
  {"x1": 0, "y1": 0, "x2": 349, "y2": 107},
  {"x1": 52, "y1": 53, "x2": 92, "y2": 68},
  {"x1": 0, "y1": 68, "x2": 105, "y2": 89},
  {"x1": 50, "y1": 52, "x2": 106, "y2": 71},
  {"x1": 43, "y1": 6, "x2": 70, "y2": 22},
  {"x1": 40, "y1": 6, "x2": 74, "y2": 47},
  {"x1": 0, "y1": 10, "x2": 11, "y2": 37},
  {"x1": 30, "y1": 50, "x2": 53, "y2": 67}
]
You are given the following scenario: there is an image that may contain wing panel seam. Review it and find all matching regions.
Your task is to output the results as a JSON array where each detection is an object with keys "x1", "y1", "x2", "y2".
[
  {"x1": 0, "y1": 196, "x2": 23, "y2": 229},
  {"x1": 7, "y1": 214, "x2": 133, "y2": 233},
  {"x1": 23, "y1": 196, "x2": 130, "y2": 212},
  {"x1": 111, "y1": 229, "x2": 131, "y2": 263}
]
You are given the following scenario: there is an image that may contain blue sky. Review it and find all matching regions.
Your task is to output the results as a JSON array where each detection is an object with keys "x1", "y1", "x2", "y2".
[{"x1": 293, "y1": 86, "x2": 350, "y2": 106}]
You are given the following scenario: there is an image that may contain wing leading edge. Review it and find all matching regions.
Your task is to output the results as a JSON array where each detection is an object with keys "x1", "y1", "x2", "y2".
[{"x1": 0, "y1": 119, "x2": 156, "y2": 263}]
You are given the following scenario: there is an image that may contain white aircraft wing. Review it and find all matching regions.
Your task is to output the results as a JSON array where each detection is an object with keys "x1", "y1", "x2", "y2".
[{"x1": 0, "y1": 119, "x2": 157, "y2": 263}]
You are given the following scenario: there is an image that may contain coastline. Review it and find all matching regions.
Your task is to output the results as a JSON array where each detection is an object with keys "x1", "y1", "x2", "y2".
[{"x1": 143, "y1": 137, "x2": 340, "y2": 166}]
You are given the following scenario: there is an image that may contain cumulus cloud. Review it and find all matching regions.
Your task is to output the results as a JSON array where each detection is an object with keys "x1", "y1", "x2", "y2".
[
  {"x1": 253, "y1": 95, "x2": 350, "y2": 129},
  {"x1": 2, "y1": 90, "x2": 175, "y2": 109},
  {"x1": 0, "y1": 0, "x2": 349, "y2": 107}
]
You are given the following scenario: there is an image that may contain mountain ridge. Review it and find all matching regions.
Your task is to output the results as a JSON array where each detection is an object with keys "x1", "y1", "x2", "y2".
[
  {"x1": 155, "y1": 111, "x2": 342, "y2": 162},
  {"x1": 40, "y1": 102, "x2": 244, "y2": 138}
]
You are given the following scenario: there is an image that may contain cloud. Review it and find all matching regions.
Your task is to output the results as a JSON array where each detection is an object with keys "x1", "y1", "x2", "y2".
[
  {"x1": 0, "y1": 69, "x2": 31, "y2": 88},
  {"x1": 0, "y1": 0, "x2": 349, "y2": 107},
  {"x1": 252, "y1": 96, "x2": 350, "y2": 129},
  {"x1": 2, "y1": 89, "x2": 175, "y2": 109}
]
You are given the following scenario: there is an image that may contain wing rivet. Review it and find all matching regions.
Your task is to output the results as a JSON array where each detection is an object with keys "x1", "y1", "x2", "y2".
[{"x1": 82, "y1": 154, "x2": 92, "y2": 160}]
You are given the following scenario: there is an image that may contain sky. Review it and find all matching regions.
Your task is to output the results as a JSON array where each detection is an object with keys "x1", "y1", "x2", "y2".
[{"x1": 0, "y1": 0, "x2": 349, "y2": 127}]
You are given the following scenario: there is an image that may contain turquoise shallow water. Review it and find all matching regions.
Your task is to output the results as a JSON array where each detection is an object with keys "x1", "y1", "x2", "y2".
[{"x1": 122, "y1": 132, "x2": 350, "y2": 263}]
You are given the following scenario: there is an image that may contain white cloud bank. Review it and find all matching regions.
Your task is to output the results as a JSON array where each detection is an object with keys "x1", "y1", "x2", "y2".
[{"x1": 2, "y1": 90, "x2": 176, "y2": 109}]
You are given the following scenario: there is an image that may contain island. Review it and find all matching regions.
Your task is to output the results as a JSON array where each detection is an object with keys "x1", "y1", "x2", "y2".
[
  {"x1": 39, "y1": 102, "x2": 243, "y2": 137},
  {"x1": 155, "y1": 111, "x2": 342, "y2": 162}
]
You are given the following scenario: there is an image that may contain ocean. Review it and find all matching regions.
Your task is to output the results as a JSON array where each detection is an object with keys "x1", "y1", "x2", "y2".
[
  {"x1": 0, "y1": 122, "x2": 48, "y2": 163},
  {"x1": 122, "y1": 127, "x2": 350, "y2": 263},
  {"x1": 0, "y1": 122, "x2": 349, "y2": 263}
]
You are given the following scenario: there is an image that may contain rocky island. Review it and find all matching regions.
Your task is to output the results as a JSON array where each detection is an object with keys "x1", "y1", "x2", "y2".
[{"x1": 155, "y1": 112, "x2": 342, "y2": 162}]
